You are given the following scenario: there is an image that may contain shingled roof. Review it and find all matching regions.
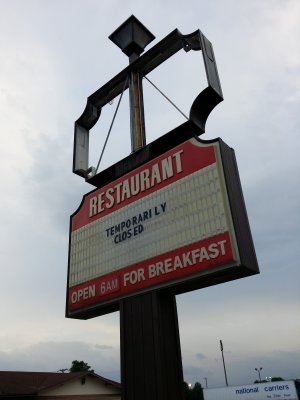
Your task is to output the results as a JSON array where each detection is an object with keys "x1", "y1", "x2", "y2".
[{"x1": 0, "y1": 371, "x2": 121, "y2": 397}]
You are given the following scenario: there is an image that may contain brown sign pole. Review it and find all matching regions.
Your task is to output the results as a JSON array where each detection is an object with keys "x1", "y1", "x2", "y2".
[
  {"x1": 109, "y1": 16, "x2": 185, "y2": 399},
  {"x1": 120, "y1": 292, "x2": 184, "y2": 399},
  {"x1": 108, "y1": 16, "x2": 150, "y2": 153}
]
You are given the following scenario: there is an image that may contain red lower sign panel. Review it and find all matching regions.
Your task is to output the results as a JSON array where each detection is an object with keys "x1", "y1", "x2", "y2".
[{"x1": 68, "y1": 231, "x2": 234, "y2": 312}]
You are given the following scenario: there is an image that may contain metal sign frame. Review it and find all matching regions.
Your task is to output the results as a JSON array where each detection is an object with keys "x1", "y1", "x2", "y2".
[{"x1": 73, "y1": 28, "x2": 223, "y2": 180}]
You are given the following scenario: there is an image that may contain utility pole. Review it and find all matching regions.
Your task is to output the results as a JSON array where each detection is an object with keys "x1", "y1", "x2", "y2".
[
  {"x1": 204, "y1": 377, "x2": 208, "y2": 388},
  {"x1": 220, "y1": 340, "x2": 229, "y2": 386}
]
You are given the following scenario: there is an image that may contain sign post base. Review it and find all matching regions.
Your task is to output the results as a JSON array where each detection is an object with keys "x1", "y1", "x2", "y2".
[{"x1": 120, "y1": 291, "x2": 184, "y2": 400}]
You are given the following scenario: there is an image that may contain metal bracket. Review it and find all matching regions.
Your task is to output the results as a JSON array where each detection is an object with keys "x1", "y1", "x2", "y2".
[{"x1": 73, "y1": 29, "x2": 223, "y2": 180}]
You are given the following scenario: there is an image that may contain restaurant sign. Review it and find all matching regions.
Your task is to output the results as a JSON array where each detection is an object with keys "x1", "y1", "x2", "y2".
[{"x1": 66, "y1": 136, "x2": 258, "y2": 319}]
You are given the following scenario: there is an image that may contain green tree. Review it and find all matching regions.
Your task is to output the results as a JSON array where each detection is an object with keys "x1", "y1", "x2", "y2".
[
  {"x1": 183, "y1": 381, "x2": 204, "y2": 400},
  {"x1": 69, "y1": 360, "x2": 93, "y2": 373},
  {"x1": 254, "y1": 377, "x2": 284, "y2": 384},
  {"x1": 192, "y1": 382, "x2": 203, "y2": 400},
  {"x1": 271, "y1": 377, "x2": 284, "y2": 382},
  {"x1": 191, "y1": 382, "x2": 204, "y2": 400}
]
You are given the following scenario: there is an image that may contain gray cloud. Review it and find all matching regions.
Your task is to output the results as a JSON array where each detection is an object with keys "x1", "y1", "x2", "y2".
[
  {"x1": 0, "y1": 341, "x2": 120, "y2": 381},
  {"x1": 183, "y1": 350, "x2": 300, "y2": 387},
  {"x1": 0, "y1": 0, "x2": 299, "y2": 390},
  {"x1": 196, "y1": 353, "x2": 207, "y2": 361}
]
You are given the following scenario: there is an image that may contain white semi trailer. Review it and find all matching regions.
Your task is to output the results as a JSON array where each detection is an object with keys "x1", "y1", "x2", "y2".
[{"x1": 203, "y1": 380, "x2": 299, "y2": 400}]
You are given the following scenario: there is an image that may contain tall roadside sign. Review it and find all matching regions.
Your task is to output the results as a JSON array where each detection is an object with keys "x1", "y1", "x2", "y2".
[{"x1": 66, "y1": 16, "x2": 259, "y2": 400}]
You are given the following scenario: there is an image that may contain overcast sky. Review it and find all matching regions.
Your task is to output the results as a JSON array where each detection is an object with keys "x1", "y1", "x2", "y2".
[{"x1": 0, "y1": 0, "x2": 299, "y2": 389}]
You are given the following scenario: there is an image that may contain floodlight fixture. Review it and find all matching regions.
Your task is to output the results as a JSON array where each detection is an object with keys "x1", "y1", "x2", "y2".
[{"x1": 255, "y1": 367, "x2": 263, "y2": 382}]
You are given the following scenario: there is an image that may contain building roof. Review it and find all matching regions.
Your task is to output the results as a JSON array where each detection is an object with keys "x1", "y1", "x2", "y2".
[{"x1": 0, "y1": 371, "x2": 121, "y2": 396}]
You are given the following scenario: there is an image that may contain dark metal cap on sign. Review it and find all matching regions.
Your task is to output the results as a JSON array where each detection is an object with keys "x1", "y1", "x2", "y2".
[{"x1": 109, "y1": 15, "x2": 155, "y2": 58}]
